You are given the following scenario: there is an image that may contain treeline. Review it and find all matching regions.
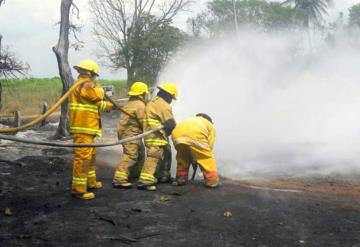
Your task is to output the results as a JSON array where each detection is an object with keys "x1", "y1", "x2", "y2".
[
  {"x1": 189, "y1": 0, "x2": 360, "y2": 36},
  {"x1": 2, "y1": 0, "x2": 360, "y2": 91},
  {"x1": 93, "y1": 0, "x2": 360, "y2": 86}
]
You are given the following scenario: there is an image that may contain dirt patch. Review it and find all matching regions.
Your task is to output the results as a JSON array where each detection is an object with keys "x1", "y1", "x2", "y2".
[
  {"x1": 1, "y1": 154, "x2": 360, "y2": 246},
  {"x1": 223, "y1": 176, "x2": 360, "y2": 210}
]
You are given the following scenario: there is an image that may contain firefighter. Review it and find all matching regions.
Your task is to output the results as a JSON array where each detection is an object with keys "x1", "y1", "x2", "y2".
[
  {"x1": 137, "y1": 82, "x2": 178, "y2": 191},
  {"x1": 112, "y1": 82, "x2": 148, "y2": 188},
  {"x1": 69, "y1": 59, "x2": 113, "y2": 200},
  {"x1": 172, "y1": 113, "x2": 219, "y2": 188}
]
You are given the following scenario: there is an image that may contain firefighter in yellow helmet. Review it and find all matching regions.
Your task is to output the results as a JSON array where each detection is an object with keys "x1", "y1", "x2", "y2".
[
  {"x1": 172, "y1": 113, "x2": 219, "y2": 188},
  {"x1": 137, "y1": 82, "x2": 178, "y2": 191},
  {"x1": 70, "y1": 59, "x2": 114, "y2": 200},
  {"x1": 112, "y1": 82, "x2": 149, "y2": 188}
]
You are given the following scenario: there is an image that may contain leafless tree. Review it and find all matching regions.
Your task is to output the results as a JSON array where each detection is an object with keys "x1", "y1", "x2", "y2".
[
  {"x1": 53, "y1": 0, "x2": 80, "y2": 138},
  {"x1": 89, "y1": 0, "x2": 192, "y2": 85},
  {"x1": 0, "y1": 1, "x2": 29, "y2": 110},
  {"x1": 0, "y1": 37, "x2": 29, "y2": 80}
]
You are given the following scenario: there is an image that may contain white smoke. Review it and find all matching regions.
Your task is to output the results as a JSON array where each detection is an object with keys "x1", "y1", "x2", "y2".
[{"x1": 159, "y1": 30, "x2": 360, "y2": 179}]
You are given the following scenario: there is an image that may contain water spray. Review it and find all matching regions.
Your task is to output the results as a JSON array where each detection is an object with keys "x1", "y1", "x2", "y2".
[{"x1": 159, "y1": 30, "x2": 360, "y2": 178}]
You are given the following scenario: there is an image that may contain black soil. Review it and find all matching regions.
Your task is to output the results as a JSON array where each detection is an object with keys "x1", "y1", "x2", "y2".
[{"x1": 1, "y1": 154, "x2": 360, "y2": 247}]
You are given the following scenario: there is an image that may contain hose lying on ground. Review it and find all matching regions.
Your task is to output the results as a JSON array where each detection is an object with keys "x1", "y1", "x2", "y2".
[{"x1": 0, "y1": 126, "x2": 163, "y2": 148}]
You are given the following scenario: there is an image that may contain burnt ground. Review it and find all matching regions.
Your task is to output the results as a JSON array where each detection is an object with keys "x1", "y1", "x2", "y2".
[
  {"x1": 1, "y1": 113, "x2": 360, "y2": 246},
  {"x1": 1, "y1": 155, "x2": 360, "y2": 247}
]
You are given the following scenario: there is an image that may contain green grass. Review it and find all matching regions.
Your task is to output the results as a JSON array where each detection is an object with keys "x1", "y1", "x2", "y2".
[
  {"x1": 1, "y1": 77, "x2": 127, "y2": 115},
  {"x1": 98, "y1": 78, "x2": 128, "y2": 96}
]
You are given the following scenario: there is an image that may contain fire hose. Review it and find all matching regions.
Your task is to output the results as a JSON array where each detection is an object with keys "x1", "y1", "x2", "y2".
[
  {"x1": 0, "y1": 79, "x2": 138, "y2": 134},
  {"x1": 0, "y1": 80, "x2": 164, "y2": 147},
  {"x1": 0, "y1": 126, "x2": 162, "y2": 148},
  {"x1": 0, "y1": 79, "x2": 86, "y2": 134}
]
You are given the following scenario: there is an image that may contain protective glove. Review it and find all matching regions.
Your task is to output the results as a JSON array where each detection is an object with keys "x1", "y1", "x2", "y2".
[{"x1": 163, "y1": 119, "x2": 176, "y2": 136}]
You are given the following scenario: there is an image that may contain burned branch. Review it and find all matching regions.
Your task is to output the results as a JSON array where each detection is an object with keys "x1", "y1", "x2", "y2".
[
  {"x1": 0, "y1": 35, "x2": 30, "y2": 109},
  {"x1": 0, "y1": 37, "x2": 29, "y2": 80},
  {"x1": 52, "y1": 0, "x2": 75, "y2": 138},
  {"x1": 71, "y1": 2, "x2": 80, "y2": 19},
  {"x1": 52, "y1": 0, "x2": 85, "y2": 138}
]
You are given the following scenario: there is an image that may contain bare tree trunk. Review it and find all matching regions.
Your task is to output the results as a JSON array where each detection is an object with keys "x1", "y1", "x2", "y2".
[
  {"x1": 53, "y1": 0, "x2": 74, "y2": 139},
  {"x1": 127, "y1": 67, "x2": 135, "y2": 86}
]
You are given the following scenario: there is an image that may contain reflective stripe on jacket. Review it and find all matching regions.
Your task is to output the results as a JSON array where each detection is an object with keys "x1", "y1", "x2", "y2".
[
  {"x1": 172, "y1": 116, "x2": 216, "y2": 150},
  {"x1": 143, "y1": 96, "x2": 174, "y2": 146},
  {"x1": 69, "y1": 75, "x2": 113, "y2": 137}
]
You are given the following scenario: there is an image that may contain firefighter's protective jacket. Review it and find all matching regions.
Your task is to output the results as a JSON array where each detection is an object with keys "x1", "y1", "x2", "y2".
[
  {"x1": 172, "y1": 116, "x2": 215, "y2": 150},
  {"x1": 143, "y1": 96, "x2": 174, "y2": 146},
  {"x1": 69, "y1": 75, "x2": 113, "y2": 137},
  {"x1": 117, "y1": 97, "x2": 146, "y2": 139}
]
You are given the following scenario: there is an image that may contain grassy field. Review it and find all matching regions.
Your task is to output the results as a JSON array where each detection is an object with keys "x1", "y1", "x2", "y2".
[{"x1": 1, "y1": 77, "x2": 127, "y2": 116}]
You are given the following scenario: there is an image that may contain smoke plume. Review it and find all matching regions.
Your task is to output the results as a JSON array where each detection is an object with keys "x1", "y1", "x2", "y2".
[{"x1": 159, "y1": 30, "x2": 360, "y2": 179}]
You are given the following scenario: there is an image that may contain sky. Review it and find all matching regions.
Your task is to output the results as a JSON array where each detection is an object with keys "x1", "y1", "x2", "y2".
[{"x1": 0, "y1": 0, "x2": 358, "y2": 79}]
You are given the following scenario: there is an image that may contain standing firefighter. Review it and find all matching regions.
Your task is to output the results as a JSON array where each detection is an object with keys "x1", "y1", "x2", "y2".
[
  {"x1": 172, "y1": 113, "x2": 219, "y2": 188},
  {"x1": 69, "y1": 59, "x2": 113, "y2": 200},
  {"x1": 112, "y1": 82, "x2": 148, "y2": 188},
  {"x1": 137, "y1": 82, "x2": 178, "y2": 191}
]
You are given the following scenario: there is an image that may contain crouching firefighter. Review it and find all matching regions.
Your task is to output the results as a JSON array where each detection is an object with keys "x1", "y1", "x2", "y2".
[
  {"x1": 137, "y1": 82, "x2": 178, "y2": 191},
  {"x1": 69, "y1": 59, "x2": 114, "y2": 200},
  {"x1": 172, "y1": 113, "x2": 220, "y2": 188},
  {"x1": 112, "y1": 82, "x2": 149, "y2": 188}
]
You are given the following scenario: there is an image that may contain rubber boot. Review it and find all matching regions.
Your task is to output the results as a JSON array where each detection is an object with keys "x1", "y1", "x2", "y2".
[
  {"x1": 137, "y1": 183, "x2": 157, "y2": 191},
  {"x1": 205, "y1": 179, "x2": 220, "y2": 189},
  {"x1": 172, "y1": 177, "x2": 187, "y2": 186},
  {"x1": 88, "y1": 181, "x2": 102, "y2": 189},
  {"x1": 113, "y1": 181, "x2": 133, "y2": 189},
  {"x1": 72, "y1": 192, "x2": 95, "y2": 200},
  {"x1": 145, "y1": 185, "x2": 157, "y2": 191},
  {"x1": 159, "y1": 174, "x2": 171, "y2": 183}
]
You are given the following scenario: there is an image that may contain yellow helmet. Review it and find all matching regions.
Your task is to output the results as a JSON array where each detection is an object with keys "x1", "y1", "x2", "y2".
[
  {"x1": 73, "y1": 59, "x2": 100, "y2": 76},
  {"x1": 158, "y1": 82, "x2": 178, "y2": 99},
  {"x1": 128, "y1": 82, "x2": 149, "y2": 96}
]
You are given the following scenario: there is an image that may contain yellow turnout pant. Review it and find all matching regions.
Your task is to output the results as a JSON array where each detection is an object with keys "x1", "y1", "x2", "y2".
[
  {"x1": 138, "y1": 145, "x2": 164, "y2": 185},
  {"x1": 113, "y1": 141, "x2": 142, "y2": 183},
  {"x1": 175, "y1": 144, "x2": 219, "y2": 183},
  {"x1": 71, "y1": 133, "x2": 98, "y2": 194}
]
